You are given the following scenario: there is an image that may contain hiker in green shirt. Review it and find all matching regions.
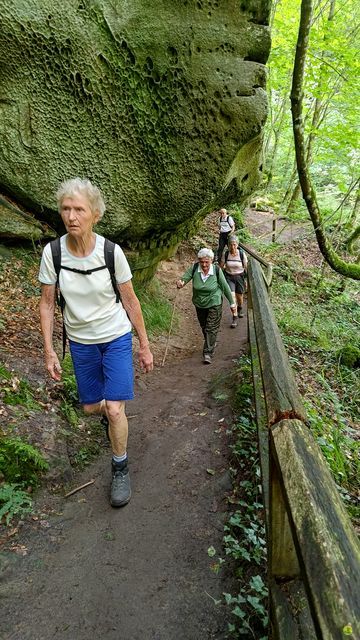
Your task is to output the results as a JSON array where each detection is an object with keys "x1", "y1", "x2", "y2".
[{"x1": 176, "y1": 248, "x2": 237, "y2": 364}]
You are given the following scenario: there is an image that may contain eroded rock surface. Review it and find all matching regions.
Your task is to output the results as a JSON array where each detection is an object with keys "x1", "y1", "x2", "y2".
[{"x1": 1, "y1": 1, "x2": 270, "y2": 276}]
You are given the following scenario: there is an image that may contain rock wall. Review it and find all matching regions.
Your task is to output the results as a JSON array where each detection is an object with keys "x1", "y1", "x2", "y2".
[{"x1": 0, "y1": 0, "x2": 271, "y2": 277}]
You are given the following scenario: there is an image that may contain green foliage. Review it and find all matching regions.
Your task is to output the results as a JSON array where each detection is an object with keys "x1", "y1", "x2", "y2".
[
  {"x1": 337, "y1": 344, "x2": 360, "y2": 369},
  {"x1": 2, "y1": 378, "x2": 41, "y2": 410},
  {"x1": 224, "y1": 575, "x2": 268, "y2": 640},
  {"x1": 72, "y1": 443, "x2": 101, "y2": 469},
  {"x1": 0, "y1": 483, "x2": 33, "y2": 525},
  {"x1": 0, "y1": 436, "x2": 49, "y2": 487},
  {"x1": 0, "y1": 363, "x2": 11, "y2": 380},
  {"x1": 261, "y1": 241, "x2": 360, "y2": 524},
  {"x1": 265, "y1": 0, "x2": 360, "y2": 229},
  {"x1": 56, "y1": 355, "x2": 81, "y2": 427},
  {"x1": 214, "y1": 356, "x2": 268, "y2": 638},
  {"x1": 305, "y1": 392, "x2": 360, "y2": 493},
  {"x1": 60, "y1": 399, "x2": 80, "y2": 428},
  {"x1": 134, "y1": 278, "x2": 174, "y2": 336},
  {"x1": 60, "y1": 355, "x2": 78, "y2": 405},
  {"x1": 229, "y1": 205, "x2": 251, "y2": 244}
]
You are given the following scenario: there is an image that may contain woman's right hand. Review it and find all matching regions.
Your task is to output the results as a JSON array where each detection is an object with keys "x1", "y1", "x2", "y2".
[
  {"x1": 176, "y1": 279, "x2": 185, "y2": 289},
  {"x1": 45, "y1": 350, "x2": 62, "y2": 381}
]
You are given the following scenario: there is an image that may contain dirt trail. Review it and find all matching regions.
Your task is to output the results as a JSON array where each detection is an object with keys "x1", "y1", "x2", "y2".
[{"x1": 0, "y1": 299, "x2": 248, "y2": 640}]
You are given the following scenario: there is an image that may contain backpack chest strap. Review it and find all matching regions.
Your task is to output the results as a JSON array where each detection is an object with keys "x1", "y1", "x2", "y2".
[{"x1": 60, "y1": 265, "x2": 108, "y2": 275}]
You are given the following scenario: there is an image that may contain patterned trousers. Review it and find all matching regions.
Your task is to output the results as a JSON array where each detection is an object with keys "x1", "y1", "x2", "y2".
[{"x1": 195, "y1": 304, "x2": 223, "y2": 356}]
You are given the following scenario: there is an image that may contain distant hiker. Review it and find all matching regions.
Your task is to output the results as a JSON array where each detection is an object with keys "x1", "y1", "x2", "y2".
[
  {"x1": 38, "y1": 177, "x2": 153, "y2": 508},
  {"x1": 217, "y1": 208, "x2": 235, "y2": 262},
  {"x1": 219, "y1": 235, "x2": 248, "y2": 328},
  {"x1": 176, "y1": 248, "x2": 236, "y2": 364}
]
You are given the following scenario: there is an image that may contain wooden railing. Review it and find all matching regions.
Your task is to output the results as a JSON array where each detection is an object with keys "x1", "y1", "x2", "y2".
[{"x1": 246, "y1": 257, "x2": 360, "y2": 640}]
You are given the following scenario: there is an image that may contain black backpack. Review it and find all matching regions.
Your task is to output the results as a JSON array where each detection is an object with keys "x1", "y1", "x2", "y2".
[
  {"x1": 219, "y1": 215, "x2": 230, "y2": 225},
  {"x1": 224, "y1": 246, "x2": 245, "y2": 264},
  {"x1": 191, "y1": 262, "x2": 221, "y2": 282},
  {"x1": 50, "y1": 237, "x2": 120, "y2": 357}
]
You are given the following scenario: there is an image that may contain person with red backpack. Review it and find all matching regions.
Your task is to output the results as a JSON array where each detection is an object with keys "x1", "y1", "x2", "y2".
[
  {"x1": 176, "y1": 247, "x2": 237, "y2": 364},
  {"x1": 216, "y1": 208, "x2": 235, "y2": 262},
  {"x1": 38, "y1": 178, "x2": 153, "y2": 508}
]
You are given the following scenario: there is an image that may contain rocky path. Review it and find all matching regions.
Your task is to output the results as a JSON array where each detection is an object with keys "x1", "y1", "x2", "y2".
[{"x1": 0, "y1": 301, "x2": 248, "y2": 640}]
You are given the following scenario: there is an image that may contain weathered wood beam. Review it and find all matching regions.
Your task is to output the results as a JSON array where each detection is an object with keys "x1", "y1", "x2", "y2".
[
  {"x1": 271, "y1": 418, "x2": 360, "y2": 639},
  {"x1": 248, "y1": 259, "x2": 306, "y2": 425},
  {"x1": 270, "y1": 578, "x2": 317, "y2": 640},
  {"x1": 269, "y1": 451, "x2": 299, "y2": 578}
]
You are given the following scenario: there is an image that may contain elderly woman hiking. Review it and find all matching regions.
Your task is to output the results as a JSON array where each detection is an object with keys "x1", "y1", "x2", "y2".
[
  {"x1": 39, "y1": 178, "x2": 153, "y2": 508},
  {"x1": 176, "y1": 248, "x2": 237, "y2": 364},
  {"x1": 220, "y1": 235, "x2": 248, "y2": 328}
]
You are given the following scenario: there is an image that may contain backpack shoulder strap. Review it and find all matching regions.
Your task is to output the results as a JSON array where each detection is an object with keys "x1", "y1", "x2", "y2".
[
  {"x1": 191, "y1": 262, "x2": 199, "y2": 278},
  {"x1": 49, "y1": 238, "x2": 67, "y2": 359},
  {"x1": 215, "y1": 263, "x2": 220, "y2": 283},
  {"x1": 104, "y1": 238, "x2": 120, "y2": 303},
  {"x1": 50, "y1": 238, "x2": 61, "y2": 279}
]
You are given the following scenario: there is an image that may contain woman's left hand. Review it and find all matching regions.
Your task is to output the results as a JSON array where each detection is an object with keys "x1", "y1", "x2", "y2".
[{"x1": 138, "y1": 343, "x2": 154, "y2": 373}]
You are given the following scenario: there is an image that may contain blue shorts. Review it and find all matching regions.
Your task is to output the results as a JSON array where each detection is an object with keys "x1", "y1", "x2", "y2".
[{"x1": 69, "y1": 333, "x2": 134, "y2": 405}]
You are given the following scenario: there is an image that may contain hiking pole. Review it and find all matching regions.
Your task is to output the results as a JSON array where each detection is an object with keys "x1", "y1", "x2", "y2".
[{"x1": 161, "y1": 290, "x2": 178, "y2": 367}]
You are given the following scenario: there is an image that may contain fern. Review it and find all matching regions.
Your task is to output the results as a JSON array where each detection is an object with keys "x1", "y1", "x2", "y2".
[
  {"x1": 0, "y1": 437, "x2": 48, "y2": 487},
  {"x1": 0, "y1": 483, "x2": 33, "y2": 525}
]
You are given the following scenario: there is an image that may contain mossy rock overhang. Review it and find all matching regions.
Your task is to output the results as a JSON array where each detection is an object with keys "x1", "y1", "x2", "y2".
[{"x1": 0, "y1": 1, "x2": 271, "y2": 277}]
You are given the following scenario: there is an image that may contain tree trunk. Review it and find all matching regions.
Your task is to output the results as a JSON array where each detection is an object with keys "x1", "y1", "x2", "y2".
[{"x1": 290, "y1": 0, "x2": 360, "y2": 279}]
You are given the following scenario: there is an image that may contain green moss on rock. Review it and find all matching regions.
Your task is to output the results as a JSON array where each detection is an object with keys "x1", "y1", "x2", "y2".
[
  {"x1": 0, "y1": 0, "x2": 270, "y2": 272},
  {"x1": 337, "y1": 345, "x2": 360, "y2": 369}
]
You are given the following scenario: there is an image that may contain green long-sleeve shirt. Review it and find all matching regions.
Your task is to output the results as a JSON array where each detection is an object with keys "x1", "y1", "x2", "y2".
[{"x1": 181, "y1": 264, "x2": 234, "y2": 308}]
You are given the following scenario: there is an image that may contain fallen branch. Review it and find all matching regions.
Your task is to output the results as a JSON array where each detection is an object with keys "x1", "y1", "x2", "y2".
[{"x1": 64, "y1": 479, "x2": 95, "y2": 498}]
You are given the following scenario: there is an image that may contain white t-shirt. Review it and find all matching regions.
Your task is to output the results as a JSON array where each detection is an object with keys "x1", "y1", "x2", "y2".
[
  {"x1": 219, "y1": 215, "x2": 234, "y2": 233},
  {"x1": 38, "y1": 234, "x2": 132, "y2": 344}
]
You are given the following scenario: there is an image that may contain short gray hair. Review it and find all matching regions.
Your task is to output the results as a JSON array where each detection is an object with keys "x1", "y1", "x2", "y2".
[
  {"x1": 56, "y1": 178, "x2": 106, "y2": 219},
  {"x1": 197, "y1": 247, "x2": 214, "y2": 260},
  {"x1": 228, "y1": 235, "x2": 238, "y2": 244}
]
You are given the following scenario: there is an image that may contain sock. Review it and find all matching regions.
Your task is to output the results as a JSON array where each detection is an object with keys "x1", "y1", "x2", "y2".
[{"x1": 112, "y1": 453, "x2": 128, "y2": 464}]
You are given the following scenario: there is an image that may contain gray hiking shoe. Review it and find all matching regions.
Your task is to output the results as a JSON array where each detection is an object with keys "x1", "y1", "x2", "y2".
[
  {"x1": 203, "y1": 354, "x2": 212, "y2": 364},
  {"x1": 110, "y1": 461, "x2": 131, "y2": 507},
  {"x1": 238, "y1": 307, "x2": 244, "y2": 318},
  {"x1": 230, "y1": 317, "x2": 238, "y2": 328}
]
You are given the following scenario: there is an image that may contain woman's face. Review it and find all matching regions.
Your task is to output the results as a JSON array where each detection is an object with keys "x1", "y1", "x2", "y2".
[
  {"x1": 199, "y1": 257, "x2": 212, "y2": 273},
  {"x1": 229, "y1": 241, "x2": 237, "y2": 253},
  {"x1": 60, "y1": 194, "x2": 99, "y2": 238}
]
